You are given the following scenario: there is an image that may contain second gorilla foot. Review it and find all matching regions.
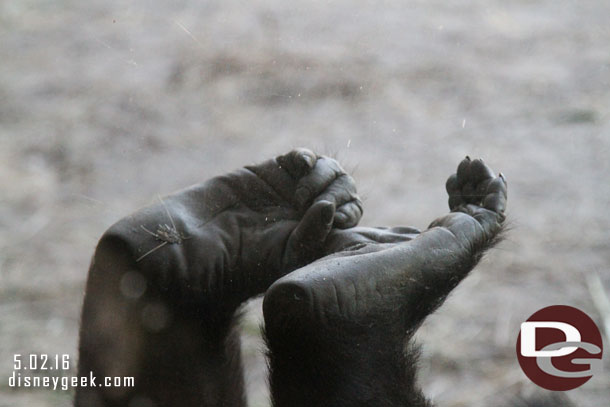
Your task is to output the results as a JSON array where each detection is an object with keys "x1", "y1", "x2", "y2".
[{"x1": 263, "y1": 157, "x2": 506, "y2": 407}]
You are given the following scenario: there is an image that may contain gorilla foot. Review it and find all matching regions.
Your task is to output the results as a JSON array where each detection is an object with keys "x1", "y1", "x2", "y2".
[{"x1": 263, "y1": 157, "x2": 507, "y2": 407}]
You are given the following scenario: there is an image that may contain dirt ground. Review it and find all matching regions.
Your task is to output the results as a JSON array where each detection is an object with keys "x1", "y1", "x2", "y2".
[{"x1": 1, "y1": 0, "x2": 609, "y2": 406}]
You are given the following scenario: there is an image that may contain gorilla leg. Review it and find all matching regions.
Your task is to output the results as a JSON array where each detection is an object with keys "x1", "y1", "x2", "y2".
[
  {"x1": 76, "y1": 234, "x2": 247, "y2": 407},
  {"x1": 262, "y1": 239, "x2": 496, "y2": 407}
]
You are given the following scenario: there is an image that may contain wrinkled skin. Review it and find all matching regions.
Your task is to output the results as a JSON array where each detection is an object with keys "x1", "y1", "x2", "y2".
[
  {"x1": 75, "y1": 149, "x2": 362, "y2": 407},
  {"x1": 263, "y1": 157, "x2": 507, "y2": 407},
  {"x1": 76, "y1": 153, "x2": 508, "y2": 407}
]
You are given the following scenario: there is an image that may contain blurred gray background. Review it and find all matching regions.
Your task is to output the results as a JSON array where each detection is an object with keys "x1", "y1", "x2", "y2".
[{"x1": 1, "y1": 0, "x2": 609, "y2": 406}]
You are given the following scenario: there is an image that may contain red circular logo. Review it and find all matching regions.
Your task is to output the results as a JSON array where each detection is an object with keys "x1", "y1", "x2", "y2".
[{"x1": 516, "y1": 305, "x2": 603, "y2": 391}]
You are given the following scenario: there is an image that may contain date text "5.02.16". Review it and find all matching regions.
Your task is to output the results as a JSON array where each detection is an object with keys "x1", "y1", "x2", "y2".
[{"x1": 13, "y1": 354, "x2": 70, "y2": 371}]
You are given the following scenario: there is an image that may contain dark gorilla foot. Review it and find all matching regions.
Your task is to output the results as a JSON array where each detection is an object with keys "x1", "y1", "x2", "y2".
[
  {"x1": 263, "y1": 157, "x2": 507, "y2": 407},
  {"x1": 76, "y1": 149, "x2": 363, "y2": 407}
]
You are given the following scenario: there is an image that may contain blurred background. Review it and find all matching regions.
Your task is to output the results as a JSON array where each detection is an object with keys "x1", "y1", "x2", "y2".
[{"x1": 1, "y1": 0, "x2": 609, "y2": 406}]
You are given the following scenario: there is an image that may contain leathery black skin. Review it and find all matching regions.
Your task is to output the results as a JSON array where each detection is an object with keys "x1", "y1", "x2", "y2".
[
  {"x1": 76, "y1": 153, "x2": 508, "y2": 407},
  {"x1": 263, "y1": 156, "x2": 507, "y2": 407},
  {"x1": 75, "y1": 149, "x2": 362, "y2": 407}
]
